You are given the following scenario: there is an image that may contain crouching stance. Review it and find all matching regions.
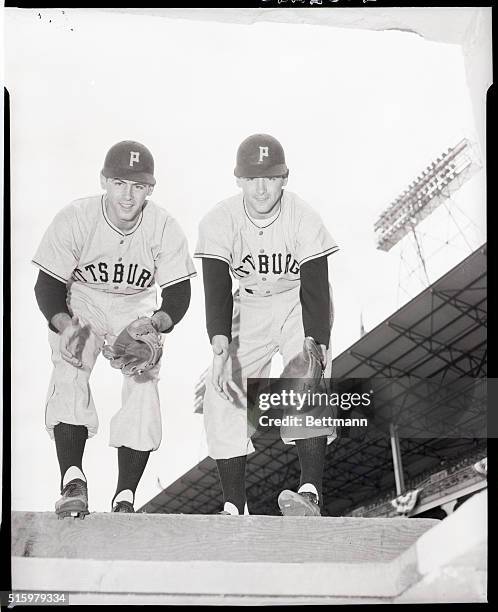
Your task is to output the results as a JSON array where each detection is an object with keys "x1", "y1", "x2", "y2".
[
  {"x1": 195, "y1": 134, "x2": 339, "y2": 516},
  {"x1": 33, "y1": 141, "x2": 196, "y2": 517}
]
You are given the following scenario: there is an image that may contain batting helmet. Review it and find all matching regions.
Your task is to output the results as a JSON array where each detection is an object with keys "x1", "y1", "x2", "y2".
[
  {"x1": 102, "y1": 140, "x2": 156, "y2": 185},
  {"x1": 234, "y1": 134, "x2": 288, "y2": 178}
]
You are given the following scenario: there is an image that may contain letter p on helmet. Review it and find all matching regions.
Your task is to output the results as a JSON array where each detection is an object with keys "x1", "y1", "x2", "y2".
[{"x1": 129, "y1": 151, "x2": 140, "y2": 167}]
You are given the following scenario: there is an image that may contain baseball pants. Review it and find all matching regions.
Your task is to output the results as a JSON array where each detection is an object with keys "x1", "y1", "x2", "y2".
[
  {"x1": 44, "y1": 284, "x2": 163, "y2": 451},
  {"x1": 203, "y1": 285, "x2": 336, "y2": 459}
]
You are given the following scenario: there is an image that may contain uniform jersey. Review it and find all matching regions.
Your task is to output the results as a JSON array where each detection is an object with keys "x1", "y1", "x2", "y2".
[
  {"x1": 194, "y1": 190, "x2": 338, "y2": 296},
  {"x1": 32, "y1": 195, "x2": 196, "y2": 294}
]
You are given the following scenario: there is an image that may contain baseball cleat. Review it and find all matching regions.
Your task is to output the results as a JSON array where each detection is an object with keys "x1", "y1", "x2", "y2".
[
  {"x1": 278, "y1": 489, "x2": 321, "y2": 516},
  {"x1": 55, "y1": 478, "x2": 89, "y2": 520},
  {"x1": 112, "y1": 500, "x2": 135, "y2": 513}
]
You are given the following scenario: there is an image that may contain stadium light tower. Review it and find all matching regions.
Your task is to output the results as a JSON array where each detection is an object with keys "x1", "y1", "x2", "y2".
[{"x1": 374, "y1": 139, "x2": 481, "y2": 297}]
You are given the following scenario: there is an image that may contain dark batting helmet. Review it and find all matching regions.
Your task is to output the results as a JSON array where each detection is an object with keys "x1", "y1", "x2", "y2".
[
  {"x1": 234, "y1": 134, "x2": 288, "y2": 178},
  {"x1": 102, "y1": 140, "x2": 156, "y2": 185}
]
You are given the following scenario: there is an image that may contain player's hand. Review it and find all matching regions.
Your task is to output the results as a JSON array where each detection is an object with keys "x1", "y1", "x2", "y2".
[
  {"x1": 211, "y1": 335, "x2": 243, "y2": 403},
  {"x1": 56, "y1": 315, "x2": 90, "y2": 368},
  {"x1": 151, "y1": 310, "x2": 173, "y2": 333}
]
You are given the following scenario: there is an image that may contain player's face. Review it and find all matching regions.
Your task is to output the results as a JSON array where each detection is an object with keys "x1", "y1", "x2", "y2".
[
  {"x1": 237, "y1": 176, "x2": 287, "y2": 218},
  {"x1": 101, "y1": 176, "x2": 153, "y2": 228}
]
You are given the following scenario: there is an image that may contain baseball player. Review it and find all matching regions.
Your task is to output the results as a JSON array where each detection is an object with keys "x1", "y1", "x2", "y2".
[
  {"x1": 33, "y1": 141, "x2": 196, "y2": 517},
  {"x1": 195, "y1": 134, "x2": 339, "y2": 516}
]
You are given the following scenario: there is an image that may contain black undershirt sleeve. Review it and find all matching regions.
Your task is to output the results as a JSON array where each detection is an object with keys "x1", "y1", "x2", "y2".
[
  {"x1": 154, "y1": 279, "x2": 191, "y2": 332},
  {"x1": 34, "y1": 270, "x2": 70, "y2": 333},
  {"x1": 299, "y1": 255, "x2": 331, "y2": 348},
  {"x1": 201, "y1": 258, "x2": 233, "y2": 344}
]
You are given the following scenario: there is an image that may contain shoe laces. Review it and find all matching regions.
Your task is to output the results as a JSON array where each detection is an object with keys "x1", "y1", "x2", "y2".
[
  {"x1": 113, "y1": 500, "x2": 135, "y2": 513},
  {"x1": 300, "y1": 491, "x2": 319, "y2": 506},
  {"x1": 62, "y1": 478, "x2": 86, "y2": 496}
]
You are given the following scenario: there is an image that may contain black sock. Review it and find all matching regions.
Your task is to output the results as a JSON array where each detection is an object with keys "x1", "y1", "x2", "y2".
[
  {"x1": 53, "y1": 422, "x2": 88, "y2": 491},
  {"x1": 216, "y1": 455, "x2": 247, "y2": 514},
  {"x1": 112, "y1": 446, "x2": 150, "y2": 506},
  {"x1": 295, "y1": 436, "x2": 327, "y2": 502}
]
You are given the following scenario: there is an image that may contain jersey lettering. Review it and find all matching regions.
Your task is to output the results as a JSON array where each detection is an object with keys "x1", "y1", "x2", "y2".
[
  {"x1": 272, "y1": 253, "x2": 283, "y2": 274},
  {"x1": 72, "y1": 268, "x2": 87, "y2": 282},
  {"x1": 288, "y1": 259, "x2": 300, "y2": 274},
  {"x1": 258, "y1": 254, "x2": 269, "y2": 274},
  {"x1": 136, "y1": 269, "x2": 152, "y2": 288},
  {"x1": 126, "y1": 264, "x2": 138, "y2": 284},
  {"x1": 84, "y1": 264, "x2": 98, "y2": 281},
  {"x1": 98, "y1": 263, "x2": 109, "y2": 282},
  {"x1": 241, "y1": 254, "x2": 256, "y2": 270},
  {"x1": 113, "y1": 264, "x2": 124, "y2": 283},
  {"x1": 235, "y1": 251, "x2": 299, "y2": 278},
  {"x1": 129, "y1": 151, "x2": 140, "y2": 167},
  {"x1": 233, "y1": 265, "x2": 249, "y2": 277},
  {"x1": 70, "y1": 261, "x2": 154, "y2": 289}
]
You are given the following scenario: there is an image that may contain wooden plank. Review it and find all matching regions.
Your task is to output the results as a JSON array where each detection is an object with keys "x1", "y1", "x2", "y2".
[
  {"x1": 12, "y1": 557, "x2": 403, "y2": 598},
  {"x1": 9, "y1": 492, "x2": 486, "y2": 603},
  {"x1": 12, "y1": 512, "x2": 437, "y2": 563},
  {"x1": 385, "y1": 541, "x2": 421, "y2": 596}
]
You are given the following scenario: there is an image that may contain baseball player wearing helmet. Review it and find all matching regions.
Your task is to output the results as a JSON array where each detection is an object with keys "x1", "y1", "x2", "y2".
[
  {"x1": 195, "y1": 134, "x2": 339, "y2": 516},
  {"x1": 33, "y1": 141, "x2": 196, "y2": 517}
]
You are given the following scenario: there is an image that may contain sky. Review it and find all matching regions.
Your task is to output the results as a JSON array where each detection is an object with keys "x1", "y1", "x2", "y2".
[{"x1": 3, "y1": 8, "x2": 486, "y2": 512}]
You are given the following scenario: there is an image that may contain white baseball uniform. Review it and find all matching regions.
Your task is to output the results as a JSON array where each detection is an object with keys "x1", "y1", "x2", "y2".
[
  {"x1": 33, "y1": 195, "x2": 196, "y2": 451},
  {"x1": 195, "y1": 190, "x2": 339, "y2": 459}
]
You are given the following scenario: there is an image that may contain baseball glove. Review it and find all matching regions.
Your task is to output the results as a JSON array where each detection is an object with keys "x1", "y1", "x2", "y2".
[
  {"x1": 302, "y1": 336, "x2": 325, "y2": 379},
  {"x1": 102, "y1": 317, "x2": 163, "y2": 376},
  {"x1": 280, "y1": 337, "x2": 325, "y2": 381},
  {"x1": 276, "y1": 337, "x2": 327, "y2": 410}
]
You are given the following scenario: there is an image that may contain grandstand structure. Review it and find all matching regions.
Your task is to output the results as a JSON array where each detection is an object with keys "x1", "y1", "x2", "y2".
[{"x1": 140, "y1": 245, "x2": 487, "y2": 518}]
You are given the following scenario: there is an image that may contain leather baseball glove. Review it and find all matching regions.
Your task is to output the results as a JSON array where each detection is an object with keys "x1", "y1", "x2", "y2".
[
  {"x1": 302, "y1": 336, "x2": 325, "y2": 379},
  {"x1": 276, "y1": 337, "x2": 327, "y2": 411},
  {"x1": 102, "y1": 317, "x2": 163, "y2": 376},
  {"x1": 281, "y1": 337, "x2": 325, "y2": 383}
]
